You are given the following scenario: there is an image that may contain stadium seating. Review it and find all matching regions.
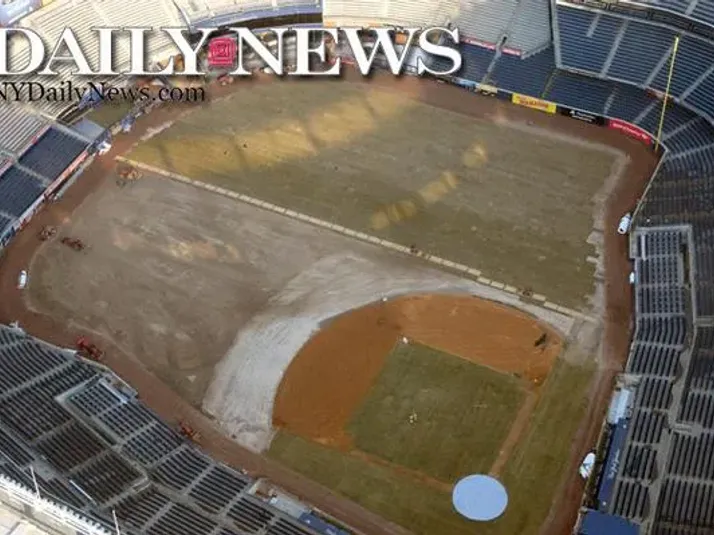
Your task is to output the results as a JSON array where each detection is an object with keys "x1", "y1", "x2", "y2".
[
  {"x1": 0, "y1": 105, "x2": 48, "y2": 155},
  {"x1": 633, "y1": 0, "x2": 714, "y2": 26},
  {"x1": 691, "y1": 0, "x2": 714, "y2": 24},
  {"x1": 605, "y1": 21, "x2": 675, "y2": 85},
  {"x1": 18, "y1": 128, "x2": 88, "y2": 180},
  {"x1": 556, "y1": 7, "x2": 624, "y2": 75},
  {"x1": 651, "y1": 35, "x2": 714, "y2": 97},
  {"x1": 453, "y1": 44, "x2": 496, "y2": 83},
  {"x1": 182, "y1": 0, "x2": 322, "y2": 26},
  {"x1": 504, "y1": 0, "x2": 552, "y2": 55},
  {"x1": 557, "y1": 4, "x2": 714, "y2": 123},
  {"x1": 487, "y1": 46, "x2": 556, "y2": 97},
  {"x1": 455, "y1": 0, "x2": 518, "y2": 46},
  {"x1": 545, "y1": 72, "x2": 614, "y2": 114},
  {"x1": 0, "y1": 326, "x2": 324, "y2": 535},
  {"x1": 0, "y1": 167, "x2": 46, "y2": 218},
  {"x1": 1, "y1": 0, "x2": 714, "y2": 533}
]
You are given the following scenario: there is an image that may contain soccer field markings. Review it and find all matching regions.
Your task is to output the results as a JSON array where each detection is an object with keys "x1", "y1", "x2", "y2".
[{"x1": 116, "y1": 157, "x2": 595, "y2": 323}]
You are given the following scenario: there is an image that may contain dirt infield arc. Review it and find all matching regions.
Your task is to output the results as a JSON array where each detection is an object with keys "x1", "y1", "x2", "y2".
[{"x1": 274, "y1": 293, "x2": 561, "y2": 446}]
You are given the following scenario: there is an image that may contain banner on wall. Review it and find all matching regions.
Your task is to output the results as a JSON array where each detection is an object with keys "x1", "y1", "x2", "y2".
[
  {"x1": 559, "y1": 107, "x2": 605, "y2": 125},
  {"x1": 608, "y1": 118, "x2": 653, "y2": 146},
  {"x1": 461, "y1": 37, "x2": 497, "y2": 50},
  {"x1": 501, "y1": 46, "x2": 522, "y2": 57},
  {"x1": 511, "y1": 93, "x2": 556, "y2": 114}
]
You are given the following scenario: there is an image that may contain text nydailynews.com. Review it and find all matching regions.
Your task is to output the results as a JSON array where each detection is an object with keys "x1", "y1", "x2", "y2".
[{"x1": 0, "y1": 81, "x2": 206, "y2": 104}]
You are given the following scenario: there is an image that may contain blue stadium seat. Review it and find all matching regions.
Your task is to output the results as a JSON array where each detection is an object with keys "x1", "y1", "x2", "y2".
[
  {"x1": 607, "y1": 20, "x2": 676, "y2": 85},
  {"x1": 488, "y1": 46, "x2": 556, "y2": 96},
  {"x1": 0, "y1": 168, "x2": 45, "y2": 218},
  {"x1": 557, "y1": 6, "x2": 623, "y2": 74},
  {"x1": 545, "y1": 72, "x2": 614, "y2": 114},
  {"x1": 607, "y1": 84, "x2": 657, "y2": 122},
  {"x1": 691, "y1": 0, "x2": 714, "y2": 24},
  {"x1": 684, "y1": 72, "x2": 714, "y2": 120},
  {"x1": 664, "y1": 117, "x2": 714, "y2": 154},
  {"x1": 458, "y1": 44, "x2": 496, "y2": 83},
  {"x1": 651, "y1": 35, "x2": 714, "y2": 99},
  {"x1": 18, "y1": 128, "x2": 87, "y2": 181}
]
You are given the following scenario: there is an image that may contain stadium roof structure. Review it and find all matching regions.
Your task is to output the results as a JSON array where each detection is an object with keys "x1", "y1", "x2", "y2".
[{"x1": 0, "y1": 504, "x2": 52, "y2": 535}]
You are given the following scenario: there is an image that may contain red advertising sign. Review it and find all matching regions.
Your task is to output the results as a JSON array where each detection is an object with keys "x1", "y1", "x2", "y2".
[
  {"x1": 501, "y1": 46, "x2": 522, "y2": 57},
  {"x1": 461, "y1": 37, "x2": 497, "y2": 50},
  {"x1": 608, "y1": 119, "x2": 652, "y2": 146}
]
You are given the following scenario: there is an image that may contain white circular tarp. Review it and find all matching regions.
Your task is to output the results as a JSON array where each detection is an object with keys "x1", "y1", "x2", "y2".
[{"x1": 452, "y1": 474, "x2": 508, "y2": 521}]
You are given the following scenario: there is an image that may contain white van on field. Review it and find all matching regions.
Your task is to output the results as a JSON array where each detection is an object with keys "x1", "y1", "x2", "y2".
[
  {"x1": 618, "y1": 213, "x2": 632, "y2": 235},
  {"x1": 17, "y1": 270, "x2": 28, "y2": 289}
]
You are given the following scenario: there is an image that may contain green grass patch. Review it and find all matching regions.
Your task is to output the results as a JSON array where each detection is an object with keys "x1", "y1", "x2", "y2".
[
  {"x1": 270, "y1": 431, "x2": 478, "y2": 535},
  {"x1": 268, "y1": 358, "x2": 595, "y2": 535},
  {"x1": 348, "y1": 342, "x2": 523, "y2": 481}
]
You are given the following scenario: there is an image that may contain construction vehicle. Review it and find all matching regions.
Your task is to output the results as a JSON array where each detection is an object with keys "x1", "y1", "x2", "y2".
[
  {"x1": 116, "y1": 165, "x2": 142, "y2": 187},
  {"x1": 177, "y1": 421, "x2": 201, "y2": 443},
  {"x1": 60, "y1": 237, "x2": 86, "y2": 251},
  {"x1": 217, "y1": 73, "x2": 234, "y2": 86},
  {"x1": 75, "y1": 336, "x2": 104, "y2": 361},
  {"x1": 38, "y1": 226, "x2": 57, "y2": 241}
]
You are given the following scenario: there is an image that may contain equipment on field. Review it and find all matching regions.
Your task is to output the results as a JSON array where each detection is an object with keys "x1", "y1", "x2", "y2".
[
  {"x1": 217, "y1": 73, "x2": 234, "y2": 86},
  {"x1": 120, "y1": 166, "x2": 141, "y2": 181},
  {"x1": 61, "y1": 237, "x2": 86, "y2": 251},
  {"x1": 177, "y1": 421, "x2": 201, "y2": 443},
  {"x1": 116, "y1": 165, "x2": 142, "y2": 187},
  {"x1": 38, "y1": 226, "x2": 57, "y2": 241},
  {"x1": 75, "y1": 336, "x2": 104, "y2": 361}
]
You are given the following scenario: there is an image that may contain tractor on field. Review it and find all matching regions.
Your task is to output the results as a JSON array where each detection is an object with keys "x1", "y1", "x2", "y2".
[
  {"x1": 177, "y1": 421, "x2": 201, "y2": 444},
  {"x1": 116, "y1": 165, "x2": 142, "y2": 187},
  {"x1": 38, "y1": 226, "x2": 57, "y2": 241},
  {"x1": 75, "y1": 336, "x2": 104, "y2": 362},
  {"x1": 217, "y1": 73, "x2": 234, "y2": 86},
  {"x1": 60, "y1": 237, "x2": 86, "y2": 251}
]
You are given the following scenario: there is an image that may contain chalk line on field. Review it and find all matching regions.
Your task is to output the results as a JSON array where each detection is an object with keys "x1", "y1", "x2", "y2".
[{"x1": 116, "y1": 156, "x2": 594, "y2": 324}]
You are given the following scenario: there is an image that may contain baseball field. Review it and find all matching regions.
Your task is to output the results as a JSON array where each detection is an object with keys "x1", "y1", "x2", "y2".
[{"x1": 21, "y1": 73, "x2": 632, "y2": 534}]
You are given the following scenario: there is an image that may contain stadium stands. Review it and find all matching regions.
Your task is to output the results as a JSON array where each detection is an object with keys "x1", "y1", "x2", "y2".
[
  {"x1": 556, "y1": 2, "x2": 714, "y2": 123},
  {"x1": 0, "y1": 326, "x2": 324, "y2": 535},
  {"x1": 181, "y1": 0, "x2": 322, "y2": 26},
  {"x1": 18, "y1": 128, "x2": 88, "y2": 181},
  {"x1": 455, "y1": 0, "x2": 518, "y2": 46},
  {"x1": 556, "y1": 7, "x2": 624, "y2": 75},
  {"x1": 545, "y1": 72, "x2": 613, "y2": 114},
  {"x1": 0, "y1": 106, "x2": 48, "y2": 155},
  {"x1": 504, "y1": 0, "x2": 552, "y2": 56},
  {"x1": 487, "y1": 46, "x2": 556, "y2": 96},
  {"x1": 1, "y1": 0, "x2": 714, "y2": 533},
  {"x1": 622, "y1": 0, "x2": 714, "y2": 27},
  {"x1": 444, "y1": 43, "x2": 495, "y2": 84}
]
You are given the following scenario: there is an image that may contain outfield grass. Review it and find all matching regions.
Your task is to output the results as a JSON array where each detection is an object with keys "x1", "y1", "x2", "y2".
[
  {"x1": 128, "y1": 80, "x2": 617, "y2": 307},
  {"x1": 269, "y1": 359, "x2": 594, "y2": 535},
  {"x1": 348, "y1": 342, "x2": 523, "y2": 481}
]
